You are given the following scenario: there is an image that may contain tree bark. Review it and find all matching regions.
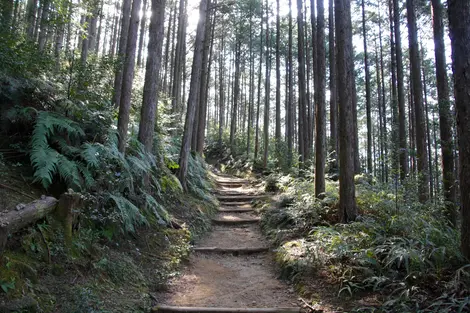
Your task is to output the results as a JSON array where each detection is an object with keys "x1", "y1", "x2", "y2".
[
  {"x1": 263, "y1": 0, "x2": 270, "y2": 169},
  {"x1": 137, "y1": 0, "x2": 148, "y2": 67},
  {"x1": 362, "y1": 0, "x2": 372, "y2": 174},
  {"x1": 448, "y1": 0, "x2": 470, "y2": 258},
  {"x1": 254, "y1": 5, "x2": 264, "y2": 160},
  {"x1": 314, "y1": 0, "x2": 326, "y2": 196},
  {"x1": 287, "y1": 0, "x2": 294, "y2": 168},
  {"x1": 171, "y1": 0, "x2": 187, "y2": 114},
  {"x1": 196, "y1": 1, "x2": 216, "y2": 154},
  {"x1": 178, "y1": 0, "x2": 208, "y2": 190},
  {"x1": 275, "y1": 0, "x2": 281, "y2": 156},
  {"x1": 328, "y1": 0, "x2": 337, "y2": 170},
  {"x1": 406, "y1": 0, "x2": 429, "y2": 202},
  {"x1": 117, "y1": 0, "x2": 142, "y2": 152},
  {"x1": 432, "y1": 0, "x2": 456, "y2": 225},
  {"x1": 335, "y1": 0, "x2": 357, "y2": 222},
  {"x1": 296, "y1": 0, "x2": 308, "y2": 167},
  {"x1": 112, "y1": 0, "x2": 132, "y2": 108},
  {"x1": 138, "y1": 0, "x2": 166, "y2": 151},
  {"x1": 393, "y1": 0, "x2": 408, "y2": 180}
]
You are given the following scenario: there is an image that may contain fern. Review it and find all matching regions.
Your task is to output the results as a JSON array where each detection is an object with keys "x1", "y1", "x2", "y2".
[
  {"x1": 142, "y1": 192, "x2": 170, "y2": 225},
  {"x1": 31, "y1": 145, "x2": 59, "y2": 188},
  {"x1": 30, "y1": 111, "x2": 85, "y2": 188},
  {"x1": 56, "y1": 154, "x2": 82, "y2": 190},
  {"x1": 108, "y1": 194, "x2": 147, "y2": 233},
  {"x1": 80, "y1": 143, "x2": 100, "y2": 167}
]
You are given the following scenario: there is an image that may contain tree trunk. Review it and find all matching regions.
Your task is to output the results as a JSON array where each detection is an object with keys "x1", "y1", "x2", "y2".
[
  {"x1": 178, "y1": 0, "x2": 208, "y2": 190},
  {"x1": 254, "y1": 5, "x2": 264, "y2": 160},
  {"x1": 163, "y1": 2, "x2": 175, "y2": 93},
  {"x1": 275, "y1": 0, "x2": 281, "y2": 156},
  {"x1": 448, "y1": 0, "x2": 470, "y2": 260},
  {"x1": 328, "y1": 0, "x2": 337, "y2": 170},
  {"x1": 196, "y1": 1, "x2": 216, "y2": 154},
  {"x1": 117, "y1": 0, "x2": 142, "y2": 152},
  {"x1": 315, "y1": 0, "x2": 326, "y2": 196},
  {"x1": 25, "y1": 0, "x2": 37, "y2": 39},
  {"x1": 112, "y1": 0, "x2": 132, "y2": 108},
  {"x1": 138, "y1": 0, "x2": 166, "y2": 151},
  {"x1": 263, "y1": 0, "x2": 270, "y2": 169},
  {"x1": 171, "y1": 0, "x2": 187, "y2": 114},
  {"x1": 37, "y1": 0, "x2": 50, "y2": 51},
  {"x1": 362, "y1": 0, "x2": 372, "y2": 174},
  {"x1": 287, "y1": 0, "x2": 294, "y2": 168},
  {"x1": 296, "y1": 0, "x2": 308, "y2": 167},
  {"x1": 406, "y1": 0, "x2": 429, "y2": 202},
  {"x1": 432, "y1": 0, "x2": 456, "y2": 225},
  {"x1": 230, "y1": 38, "x2": 241, "y2": 154},
  {"x1": 137, "y1": 0, "x2": 148, "y2": 67},
  {"x1": 218, "y1": 37, "x2": 225, "y2": 146},
  {"x1": 335, "y1": 0, "x2": 357, "y2": 222},
  {"x1": 393, "y1": 0, "x2": 408, "y2": 180}
]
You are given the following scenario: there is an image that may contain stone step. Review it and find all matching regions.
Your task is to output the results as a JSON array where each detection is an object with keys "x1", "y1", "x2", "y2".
[
  {"x1": 153, "y1": 305, "x2": 300, "y2": 313},
  {"x1": 217, "y1": 207, "x2": 255, "y2": 213},
  {"x1": 212, "y1": 217, "x2": 260, "y2": 225},
  {"x1": 215, "y1": 182, "x2": 247, "y2": 188},
  {"x1": 217, "y1": 195, "x2": 265, "y2": 202},
  {"x1": 192, "y1": 246, "x2": 270, "y2": 254},
  {"x1": 219, "y1": 201, "x2": 253, "y2": 207}
]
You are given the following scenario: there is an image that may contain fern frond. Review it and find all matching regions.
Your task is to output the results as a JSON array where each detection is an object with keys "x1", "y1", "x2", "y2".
[
  {"x1": 57, "y1": 154, "x2": 82, "y2": 190},
  {"x1": 53, "y1": 136, "x2": 81, "y2": 156},
  {"x1": 108, "y1": 194, "x2": 147, "y2": 233},
  {"x1": 31, "y1": 146, "x2": 59, "y2": 188},
  {"x1": 142, "y1": 192, "x2": 170, "y2": 225},
  {"x1": 77, "y1": 162, "x2": 95, "y2": 188},
  {"x1": 81, "y1": 143, "x2": 100, "y2": 167},
  {"x1": 127, "y1": 155, "x2": 151, "y2": 174}
]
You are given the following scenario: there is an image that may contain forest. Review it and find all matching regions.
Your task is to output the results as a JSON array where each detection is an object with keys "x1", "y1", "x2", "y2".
[{"x1": 0, "y1": 0, "x2": 470, "y2": 311}]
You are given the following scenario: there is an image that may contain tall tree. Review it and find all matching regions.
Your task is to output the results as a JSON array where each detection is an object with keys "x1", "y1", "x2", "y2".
[
  {"x1": 296, "y1": 0, "x2": 308, "y2": 167},
  {"x1": 138, "y1": 0, "x2": 166, "y2": 151},
  {"x1": 136, "y1": 0, "x2": 148, "y2": 67},
  {"x1": 406, "y1": 0, "x2": 429, "y2": 202},
  {"x1": 171, "y1": 0, "x2": 187, "y2": 114},
  {"x1": 112, "y1": 0, "x2": 132, "y2": 108},
  {"x1": 328, "y1": 0, "x2": 337, "y2": 168},
  {"x1": 362, "y1": 0, "x2": 372, "y2": 174},
  {"x1": 335, "y1": 0, "x2": 357, "y2": 222},
  {"x1": 196, "y1": 0, "x2": 216, "y2": 154},
  {"x1": 178, "y1": 0, "x2": 208, "y2": 190},
  {"x1": 448, "y1": 0, "x2": 470, "y2": 260},
  {"x1": 448, "y1": 0, "x2": 470, "y2": 258},
  {"x1": 263, "y1": 0, "x2": 270, "y2": 168},
  {"x1": 314, "y1": 0, "x2": 326, "y2": 196},
  {"x1": 393, "y1": 0, "x2": 408, "y2": 180},
  {"x1": 275, "y1": 0, "x2": 281, "y2": 154},
  {"x1": 117, "y1": 0, "x2": 142, "y2": 152},
  {"x1": 287, "y1": 0, "x2": 294, "y2": 167},
  {"x1": 432, "y1": 0, "x2": 456, "y2": 225},
  {"x1": 254, "y1": 3, "x2": 264, "y2": 160}
]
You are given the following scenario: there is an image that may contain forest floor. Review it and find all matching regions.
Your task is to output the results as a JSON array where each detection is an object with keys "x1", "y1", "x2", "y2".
[
  {"x1": 156, "y1": 175, "x2": 299, "y2": 309},
  {"x1": 155, "y1": 175, "x2": 353, "y2": 313}
]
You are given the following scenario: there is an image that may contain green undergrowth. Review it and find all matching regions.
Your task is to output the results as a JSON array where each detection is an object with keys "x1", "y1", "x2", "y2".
[
  {"x1": 0, "y1": 182, "x2": 216, "y2": 313},
  {"x1": 0, "y1": 32, "x2": 221, "y2": 312},
  {"x1": 260, "y1": 173, "x2": 469, "y2": 312}
]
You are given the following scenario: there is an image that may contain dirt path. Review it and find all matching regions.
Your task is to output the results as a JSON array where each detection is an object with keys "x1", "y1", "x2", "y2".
[{"x1": 156, "y1": 176, "x2": 300, "y2": 311}]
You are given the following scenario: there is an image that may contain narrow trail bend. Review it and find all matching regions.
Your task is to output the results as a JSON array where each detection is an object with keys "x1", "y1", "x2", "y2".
[{"x1": 154, "y1": 175, "x2": 301, "y2": 313}]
